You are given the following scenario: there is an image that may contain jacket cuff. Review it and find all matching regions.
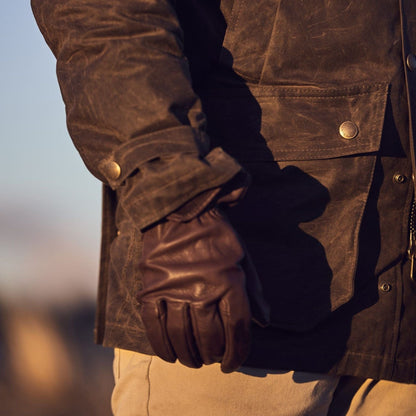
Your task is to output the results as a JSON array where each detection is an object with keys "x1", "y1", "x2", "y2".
[
  {"x1": 98, "y1": 126, "x2": 209, "y2": 189},
  {"x1": 118, "y1": 147, "x2": 244, "y2": 230}
]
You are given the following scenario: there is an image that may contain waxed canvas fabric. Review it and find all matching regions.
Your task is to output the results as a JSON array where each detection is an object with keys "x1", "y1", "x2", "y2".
[{"x1": 32, "y1": 0, "x2": 416, "y2": 382}]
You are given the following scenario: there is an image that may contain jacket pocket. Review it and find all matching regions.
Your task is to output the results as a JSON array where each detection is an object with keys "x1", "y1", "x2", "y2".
[{"x1": 202, "y1": 82, "x2": 389, "y2": 331}]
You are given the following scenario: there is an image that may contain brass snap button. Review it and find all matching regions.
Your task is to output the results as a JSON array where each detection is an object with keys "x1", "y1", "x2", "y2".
[
  {"x1": 393, "y1": 173, "x2": 407, "y2": 184},
  {"x1": 379, "y1": 282, "x2": 392, "y2": 292},
  {"x1": 407, "y1": 53, "x2": 416, "y2": 71},
  {"x1": 339, "y1": 121, "x2": 358, "y2": 140},
  {"x1": 102, "y1": 161, "x2": 121, "y2": 180}
]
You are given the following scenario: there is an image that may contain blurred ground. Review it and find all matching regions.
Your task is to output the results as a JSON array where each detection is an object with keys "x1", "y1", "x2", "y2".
[{"x1": 0, "y1": 301, "x2": 114, "y2": 416}]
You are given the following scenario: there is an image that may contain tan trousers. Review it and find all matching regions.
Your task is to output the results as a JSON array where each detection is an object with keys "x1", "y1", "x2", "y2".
[{"x1": 112, "y1": 348, "x2": 416, "y2": 416}]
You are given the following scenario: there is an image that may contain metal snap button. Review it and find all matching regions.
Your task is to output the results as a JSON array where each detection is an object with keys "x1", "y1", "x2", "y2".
[
  {"x1": 102, "y1": 161, "x2": 121, "y2": 180},
  {"x1": 393, "y1": 173, "x2": 407, "y2": 184},
  {"x1": 379, "y1": 282, "x2": 392, "y2": 292},
  {"x1": 339, "y1": 121, "x2": 358, "y2": 140},
  {"x1": 407, "y1": 53, "x2": 416, "y2": 71}
]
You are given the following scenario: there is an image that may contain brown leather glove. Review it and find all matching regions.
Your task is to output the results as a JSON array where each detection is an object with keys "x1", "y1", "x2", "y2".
[{"x1": 137, "y1": 205, "x2": 253, "y2": 373}]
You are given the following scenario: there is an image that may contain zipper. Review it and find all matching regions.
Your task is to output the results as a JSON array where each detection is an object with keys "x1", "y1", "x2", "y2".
[{"x1": 408, "y1": 199, "x2": 416, "y2": 281}]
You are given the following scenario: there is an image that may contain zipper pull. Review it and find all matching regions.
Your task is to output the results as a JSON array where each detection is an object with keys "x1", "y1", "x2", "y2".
[
  {"x1": 408, "y1": 199, "x2": 416, "y2": 281},
  {"x1": 408, "y1": 229, "x2": 416, "y2": 281}
]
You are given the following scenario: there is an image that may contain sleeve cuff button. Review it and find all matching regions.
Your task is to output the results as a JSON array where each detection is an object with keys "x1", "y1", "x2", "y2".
[{"x1": 103, "y1": 161, "x2": 121, "y2": 180}]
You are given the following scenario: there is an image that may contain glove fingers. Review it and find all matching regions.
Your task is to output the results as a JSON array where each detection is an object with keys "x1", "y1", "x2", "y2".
[
  {"x1": 219, "y1": 296, "x2": 252, "y2": 373},
  {"x1": 166, "y1": 301, "x2": 203, "y2": 369},
  {"x1": 140, "y1": 300, "x2": 176, "y2": 363},
  {"x1": 190, "y1": 305, "x2": 225, "y2": 365}
]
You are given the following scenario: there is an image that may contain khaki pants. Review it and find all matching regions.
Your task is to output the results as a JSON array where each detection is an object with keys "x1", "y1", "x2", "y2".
[{"x1": 112, "y1": 348, "x2": 416, "y2": 416}]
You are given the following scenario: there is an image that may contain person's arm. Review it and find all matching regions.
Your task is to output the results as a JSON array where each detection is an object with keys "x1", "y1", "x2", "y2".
[
  {"x1": 31, "y1": 0, "x2": 270, "y2": 371},
  {"x1": 31, "y1": 0, "x2": 243, "y2": 229}
]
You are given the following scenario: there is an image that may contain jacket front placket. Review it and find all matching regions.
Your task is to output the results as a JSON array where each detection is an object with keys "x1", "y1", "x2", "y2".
[{"x1": 400, "y1": 0, "x2": 416, "y2": 279}]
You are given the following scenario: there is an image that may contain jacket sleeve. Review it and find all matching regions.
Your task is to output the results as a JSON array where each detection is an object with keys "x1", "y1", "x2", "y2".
[{"x1": 31, "y1": 0, "x2": 243, "y2": 229}]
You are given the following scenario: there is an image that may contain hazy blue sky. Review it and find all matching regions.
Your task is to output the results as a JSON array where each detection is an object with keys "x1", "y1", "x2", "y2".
[{"x1": 1, "y1": 2, "x2": 101, "y2": 304}]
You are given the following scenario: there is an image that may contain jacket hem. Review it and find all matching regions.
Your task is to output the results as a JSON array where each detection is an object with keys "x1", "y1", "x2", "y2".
[{"x1": 98, "y1": 323, "x2": 416, "y2": 384}]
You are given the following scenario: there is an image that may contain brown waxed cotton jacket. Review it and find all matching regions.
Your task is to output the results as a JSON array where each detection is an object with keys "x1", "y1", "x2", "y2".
[{"x1": 32, "y1": 0, "x2": 416, "y2": 383}]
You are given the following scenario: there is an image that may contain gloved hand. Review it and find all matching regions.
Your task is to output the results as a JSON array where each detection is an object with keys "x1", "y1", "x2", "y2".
[{"x1": 137, "y1": 204, "x2": 253, "y2": 373}]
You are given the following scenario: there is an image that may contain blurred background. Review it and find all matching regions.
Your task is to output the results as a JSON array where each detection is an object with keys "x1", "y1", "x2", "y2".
[{"x1": 1, "y1": 2, "x2": 114, "y2": 414}]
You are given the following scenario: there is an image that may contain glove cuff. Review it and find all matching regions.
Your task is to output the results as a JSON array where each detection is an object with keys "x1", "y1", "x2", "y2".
[{"x1": 167, "y1": 170, "x2": 250, "y2": 222}]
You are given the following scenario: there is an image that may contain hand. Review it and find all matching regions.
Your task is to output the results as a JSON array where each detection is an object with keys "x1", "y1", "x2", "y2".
[{"x1": 137, "y1": 207, "x2": 252, "y2": 373}]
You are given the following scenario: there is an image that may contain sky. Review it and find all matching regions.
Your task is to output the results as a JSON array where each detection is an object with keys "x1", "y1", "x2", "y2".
[{"x1": 0, "y1": 2, "x2": 101, "y2": 305}]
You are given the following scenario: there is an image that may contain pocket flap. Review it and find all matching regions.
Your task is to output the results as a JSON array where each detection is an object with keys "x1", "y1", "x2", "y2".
[
  {"x1": 203, "y1": 82, "x2": 389, "y2": 162},
  {"x1": 251, "y1": 83, "x2": 389, "y2": 161}
]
